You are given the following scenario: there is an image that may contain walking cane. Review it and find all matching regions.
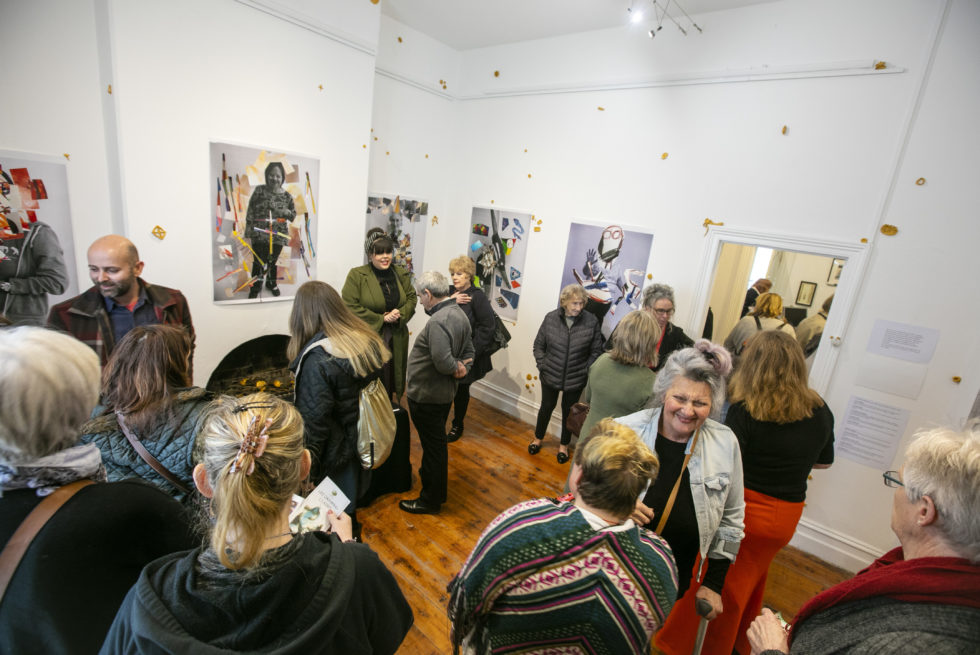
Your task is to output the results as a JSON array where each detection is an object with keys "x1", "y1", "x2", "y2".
[{"x1": 690, "y1": 597, "x2": 714, "y2": 655}]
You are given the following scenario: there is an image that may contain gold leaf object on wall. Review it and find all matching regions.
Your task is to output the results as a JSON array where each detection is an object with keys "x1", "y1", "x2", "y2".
[
  {"x1": 151, "y1": 225, "x2": 166, "y2": 240},
  {"x1": 397, "y1": 36, "x2": 402, "y2": 42},
  {"x1": 880, "y1": 224, "x2": 898, "y2": 236},
  {"x1": 782, "y1": 125, "x2": 788, "y2": 134},
  {"x1": 915, "y1": 177, "x2": 926, "y2": 186},
  {"x1": 63, "y1": 153, "x2": 70, "y2": 161},
  {"x1": 874, "y1": 61, "x2": 886, "y2": 70},
  {"x1": 318, "y1": 84, "x2": 323, "y2": 90},
  {"x1": 534, "y1": 227, "x2": 541, "y2": 232},
  {"x1": 860, "y1": 238, "x2": 868, "y2": 243},
  {"x1": 431, "y1": 216, "x2": 439, "y2": 226},
  {"x1": 597, "y1": 106, "x2": 605, "y2": 111},
  {"x1": 494, "y1": 70, "x2": 500, "y2": 77},
  {"x1": 661, "y1": 152, "x2": 668, "y2": 159},
  {"x1": 952, "y1": 376, "x2": 962, "y2": 384},
  {"x1": 702, "y1": 218, "x2": 724, "y2": 235},
  {"x1": 526, "y1": 374, "x2": 532, "y2": 380}
]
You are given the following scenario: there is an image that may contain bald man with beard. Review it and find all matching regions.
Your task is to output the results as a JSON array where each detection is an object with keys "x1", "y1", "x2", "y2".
[{"x1": 47, "y1": 235, "x2": 195, "y2": 371}]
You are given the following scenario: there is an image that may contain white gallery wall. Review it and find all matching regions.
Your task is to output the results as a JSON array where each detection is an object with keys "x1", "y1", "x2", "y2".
[
  {"x1": 3, "y1": 0, "x2": 978, "y2": 572},
  {"x1": 370, "y1": 0, "x2": 980, "y2": 570}
]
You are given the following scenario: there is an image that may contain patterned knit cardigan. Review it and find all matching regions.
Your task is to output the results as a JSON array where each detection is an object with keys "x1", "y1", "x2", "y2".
[{"x1": 448, "y1": 498, "x2": 678, "y2": 655}]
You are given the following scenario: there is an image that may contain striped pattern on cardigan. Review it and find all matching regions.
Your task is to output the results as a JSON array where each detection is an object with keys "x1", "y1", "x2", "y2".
[{"x1": 448, "y1": 498, "x2": 678, "y2": 655}]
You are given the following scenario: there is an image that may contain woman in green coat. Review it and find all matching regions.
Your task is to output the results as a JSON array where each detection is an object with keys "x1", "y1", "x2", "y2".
[{"x1": 342, "y1": 229, "x2": 417, "y2": 400}]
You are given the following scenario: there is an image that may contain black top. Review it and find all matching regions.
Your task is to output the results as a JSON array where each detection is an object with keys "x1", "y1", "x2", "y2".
[
  {"x1": 642, "y1": 437, "x2": 699, "y2": 596},
  {"x1": 372, "y1": 265, "x2": 399, "y2": 312},
  {"x1": 725, "y1": 400, "x2": 835, "y2": 502},
  {"x1": 102, "y1": 531, "x2": 413, "y2": 654},
  {"x1": 0, "y1": 480, "x2": 196, "y2": 655},
  {"x1": 641, "y1": 436, "x2": 731, "y2": 596}
]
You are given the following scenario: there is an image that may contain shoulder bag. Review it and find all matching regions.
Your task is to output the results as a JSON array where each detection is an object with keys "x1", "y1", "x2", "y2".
[
  {"x1": 0, "y1": 479, "x2": 95, "y2": 603},
  {"x1": 115, "y1": 412, "x2": 193, "y2": 496}
]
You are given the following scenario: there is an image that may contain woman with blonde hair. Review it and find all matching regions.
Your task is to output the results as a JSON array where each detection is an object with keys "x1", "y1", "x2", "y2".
[
  {"x1": 449, "y1": 419, "x2": 677, "y2": 654},
  {"x1": 724, "y1": 291, "x2": 795, "y2": 359},
  {"x1": 578, "y1": 310, "x2": 661, "y2": 440},
  {"x1": 703, "y1": 329, "x2": 834, "y2": 655},
  {"x1": 447, "y1": 255, "x2": 496, "y2": 442},
  {"x1": 288, "y1": 281, "x2": 391, "y2": 526},
  {"x1": 102, "y1": 393, "x2": 413, "y2": 653},
  {"x1": 81, "y1": 324, "x2": 212, "y2": 504}
]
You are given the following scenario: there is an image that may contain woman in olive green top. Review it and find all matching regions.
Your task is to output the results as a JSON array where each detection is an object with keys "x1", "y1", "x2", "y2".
[
  {"x1": 342, "y1": 230, "x2": 417, "y2": 399},
  {"x1": 579, "y1": 311, "x2": 660, "y2": 439}
]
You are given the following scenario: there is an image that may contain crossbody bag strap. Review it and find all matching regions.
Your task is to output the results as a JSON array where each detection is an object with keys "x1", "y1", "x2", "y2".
[
  {"x1": 654, "y1": 426, "x2": 701, "y2": 534},
  {"x1": 293, "y1": 338, "x2": 333, "y2": 389},
  {"x1": 115, "y1": 412, "x2": 192, "y2": 495},
  {"x1": 0, "y1": 479, "x2": 95, "y2": 603}
]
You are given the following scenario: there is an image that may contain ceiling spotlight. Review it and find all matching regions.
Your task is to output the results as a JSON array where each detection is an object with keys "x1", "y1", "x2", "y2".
[
  {"x1": 648, "y1": 29, "x2": 656, "y2": 38},
  {"x1": 628, "y1": 7, "x2": 644, "y2": 23}
]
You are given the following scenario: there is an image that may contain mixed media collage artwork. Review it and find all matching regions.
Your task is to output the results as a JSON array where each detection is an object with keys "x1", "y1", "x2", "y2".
[
  {"x1": 0, "y1": 151, "x2": 79, "y2": 307},
  {"x1": 467, "y1": 206, "x2": 532, "y2": 322},
  {"x1": 364, "y1": 194, "x2": 428, "y2": 276},
  {"x1": 559, "y1": 221, "x2": 654, "y2": 337},
  {"x1": 209, "y1": 142, "x2": 319, "y2": 304}
]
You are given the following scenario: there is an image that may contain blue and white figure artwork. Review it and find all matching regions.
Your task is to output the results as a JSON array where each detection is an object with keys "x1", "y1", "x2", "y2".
[
  {"x1": 559, "y1": 222, "x2": 654, "y2": 337},
  {"x1": 467, "y1": 206, "x2": 532, "y2": 322}
]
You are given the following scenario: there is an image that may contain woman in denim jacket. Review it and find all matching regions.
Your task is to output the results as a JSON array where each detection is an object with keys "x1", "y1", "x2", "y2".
[{"x1": 615, "y1": 339, "x2": 744, "y2": 655}]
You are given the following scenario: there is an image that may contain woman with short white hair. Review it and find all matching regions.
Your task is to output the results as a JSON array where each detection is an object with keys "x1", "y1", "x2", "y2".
[
  {"x1": 0, "y1": 327, "x2": 194, "y2": 654},
  {"x1": 748, "y1": 423, "x2": 980, "y2": 654}
]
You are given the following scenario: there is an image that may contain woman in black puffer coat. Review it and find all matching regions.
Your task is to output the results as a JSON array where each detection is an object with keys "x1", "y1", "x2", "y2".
[
  {"x1": 530, "y1": 284, "x2": 604, "y2": 463},
  {"x1": 288, "y1": 281, "x2": 391, "y2": 526}
]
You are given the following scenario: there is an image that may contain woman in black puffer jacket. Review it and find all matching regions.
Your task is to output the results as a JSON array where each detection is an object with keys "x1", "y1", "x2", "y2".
[
  {"x1": 288, "y1": 281, "x2": 391, "y2": 526},
  {"x1": 530, "y1": 284, "x2": 604, "y2": 463}
]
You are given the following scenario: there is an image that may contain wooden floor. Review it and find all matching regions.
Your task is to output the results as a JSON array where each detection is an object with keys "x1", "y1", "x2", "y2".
[{"x1": 358, "y1": 397, "x2": 851, "y2": 655}]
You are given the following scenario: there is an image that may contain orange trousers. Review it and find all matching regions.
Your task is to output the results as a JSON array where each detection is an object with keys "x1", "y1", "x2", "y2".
[{"x1": 654, "y1": 488, "x2": 804, "y2": 655}]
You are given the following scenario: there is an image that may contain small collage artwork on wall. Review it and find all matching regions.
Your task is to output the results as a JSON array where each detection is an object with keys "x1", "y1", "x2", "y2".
[
  {"x1": 209, "y1": 142, "x2": 319, "y2": 304},
  {"x1": 559, "y1": 221, "x2": 654, "y2": 337},
  {"x1": 364, "y1": 194, "x2": 428, "y2": 277},
  {"x1": 467, "y1": 206, "x2": 532, "y2": 322}
]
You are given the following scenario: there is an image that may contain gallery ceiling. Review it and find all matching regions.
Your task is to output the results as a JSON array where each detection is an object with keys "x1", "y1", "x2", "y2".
[{"x1": 380, "y1": 0, "x2": 780, "y2": 51}]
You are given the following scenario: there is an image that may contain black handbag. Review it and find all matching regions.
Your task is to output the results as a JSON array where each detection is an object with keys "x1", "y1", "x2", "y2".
[{"x1": 486, "y1": 314, "x2": 511, "y2": 356}]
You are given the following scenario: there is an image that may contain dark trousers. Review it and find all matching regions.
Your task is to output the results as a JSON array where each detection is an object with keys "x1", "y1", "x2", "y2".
[
  {"x1": 250, "y1": 240, "x2": 283, "y2": 287},
  {"x1": 451, "y1": 383, "x2": 471, "y2": 429},
  {"x1": 408, "y1": 399, "x2": 451, "y2": 506},
  {"x1": 535, "y1": 383, "x2": 583, "y2": 446}
]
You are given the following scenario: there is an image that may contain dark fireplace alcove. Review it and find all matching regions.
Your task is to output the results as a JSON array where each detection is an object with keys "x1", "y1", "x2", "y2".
[{"x1": 206, "y1": 334, "x2": 294, "y2": 399}]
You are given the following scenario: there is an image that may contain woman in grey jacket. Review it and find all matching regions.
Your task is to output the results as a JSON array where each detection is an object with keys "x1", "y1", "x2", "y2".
[{"x1": 530, "y1": 284, "x2": 604, "y2": 463}]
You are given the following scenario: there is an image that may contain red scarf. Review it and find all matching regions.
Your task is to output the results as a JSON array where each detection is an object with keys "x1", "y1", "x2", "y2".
[{"x1": 790, "y1": 547, "x2": 980, "y2": 644}]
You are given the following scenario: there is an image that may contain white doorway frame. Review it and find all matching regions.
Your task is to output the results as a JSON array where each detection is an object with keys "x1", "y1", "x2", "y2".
[{"x1": 689, "y1": 226, "x2": 871, "y2": 395}]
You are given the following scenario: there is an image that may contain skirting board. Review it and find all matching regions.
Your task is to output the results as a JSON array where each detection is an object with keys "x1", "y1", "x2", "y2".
[
  {"x1": 790, "y1": 517, "x2": 886, "y2": 574},
  {"x1": 471, "y1": 378, "x2": 887, "y2": 574}
]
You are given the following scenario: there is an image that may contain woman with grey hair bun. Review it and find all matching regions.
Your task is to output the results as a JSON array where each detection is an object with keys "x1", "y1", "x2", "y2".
[
  {"x1": 0, "y1": 327, "x2": 195, "y2": 654},
  {"x1": 642, "y1": 284, "x2": 693, "y2": 372},
  {"x1": 615, "y1": 339, "x2": 745, "y2": 655}
]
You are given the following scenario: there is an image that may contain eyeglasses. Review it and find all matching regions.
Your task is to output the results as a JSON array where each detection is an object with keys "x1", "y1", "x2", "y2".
[
  {"x1": 882, "y1": 470, "x2": 904, "y2": 488},
  {"x1": 653, "y1": 308, "x2": 675, "y2": 316}
]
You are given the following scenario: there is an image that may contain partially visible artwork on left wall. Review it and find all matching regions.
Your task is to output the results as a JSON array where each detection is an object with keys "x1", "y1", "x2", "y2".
[
  {"x1": 209, "y1": 142, "x2": 319, "y2": 304},
  {"x1": 364, "y1": 193, "x2": 428, "y2": 276},
  {"x1": 1, "y1": 150, "x2": 79, "y2": 324}
]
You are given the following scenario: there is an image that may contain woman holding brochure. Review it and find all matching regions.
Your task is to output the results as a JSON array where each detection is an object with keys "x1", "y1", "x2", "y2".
[
  {"x1": 288, "y1": 281, "x2": 391, "y2": 530},
  {"x1": 101, "y1": 393, "x2": 413, "y2": 653}
]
